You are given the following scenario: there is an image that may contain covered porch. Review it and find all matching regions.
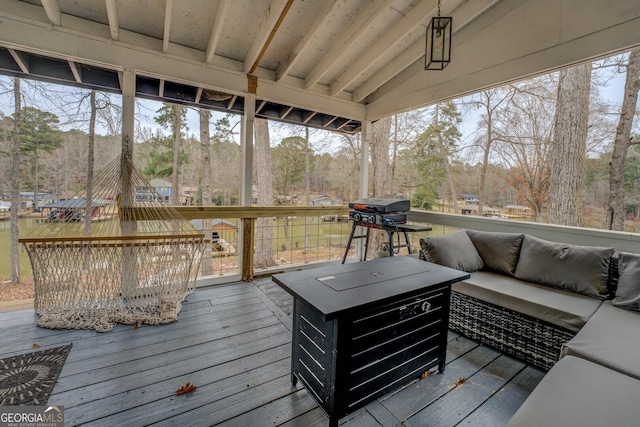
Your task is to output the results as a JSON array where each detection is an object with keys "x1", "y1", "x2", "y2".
[
  {"x1": 1, "y1": 278, "x2": 543, "y2": 426},
  {"x1": 2, "y1": 0, "x2": 640, "y2": 425}
]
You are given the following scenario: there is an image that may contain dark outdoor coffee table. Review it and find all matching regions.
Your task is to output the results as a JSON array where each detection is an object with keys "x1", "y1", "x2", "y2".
[{"x1": 272, "y1": 256, "x2": 469, "y2": 427}]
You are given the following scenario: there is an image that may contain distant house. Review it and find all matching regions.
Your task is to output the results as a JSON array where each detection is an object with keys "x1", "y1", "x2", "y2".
[
  {"x1": 148, "y1": 179, "x2": 172, "y2": 202},
  {"x1": 311, "y1": 195, "x2": 342, "y2": 206},
  {"x1": 460, "y1": 205, "x2": 501, "y2": 216},
  {"x1": 504, "y1": 205, "x2": 532, "y2": 219},
  {"x1": 41, "y1": 198, "x2": 109, "y2": 222},
  {"x1": 20, "y1": 191, "x2": 52, "y2": 207},
  {"x1": 181, "y1": 186, "x2": 197, "y2": 206},
  {"x1": 135, "y1": 186, "x2": 166, "y2": 203},
  {"x1": 457, "y1": 194, "x2": 479, "y2": 205},
  {"x1": 190, "y1": 218, "x2": 238, "y2": 245}
]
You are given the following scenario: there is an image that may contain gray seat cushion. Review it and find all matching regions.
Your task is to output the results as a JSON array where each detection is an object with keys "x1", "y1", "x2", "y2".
[
  {"x1": 454, "y1": 271, "x2": 602, "y2": 332},
  {"x1": 561, "y1": 301, "x2": 640, "y2": 380},
  {"x1": 465, "y1": 229, "x2": 523, "y2": 276},
  {"x1": 419, "y1": 230, "x2": 483, "y2": 272},
  {"x1": 508, "y1": 355, "x2": 640, "y2": 427},
  {"x1": 613, "y1": 252, "x2": 640, "y2": 311},
  {"x1": 514, "y1": 234, "x2": 613, "y2": 298}
]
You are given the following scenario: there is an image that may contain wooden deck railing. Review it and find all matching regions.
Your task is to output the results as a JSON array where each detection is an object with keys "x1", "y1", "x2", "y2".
[
  {"x1": 408, "y1": 210, "x2": 640, "y2": 252},
  {"x1": 173, "y1": 206, "x2": 353, "y2": 283},
  {"x1": 167, "y1": 206, "x2": 640, "y2": 287}
]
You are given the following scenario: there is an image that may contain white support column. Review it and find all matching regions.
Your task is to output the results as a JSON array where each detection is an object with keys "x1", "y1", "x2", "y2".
[
  {"x1": 241, "y1": 93, "x2": 256, "y2": 206},
  {"x1": 359, "y1": 120, "x2": 371, "y2": 198},
  {"x1": 239, "y1": 91, "x2": 256, "y2": 278}
]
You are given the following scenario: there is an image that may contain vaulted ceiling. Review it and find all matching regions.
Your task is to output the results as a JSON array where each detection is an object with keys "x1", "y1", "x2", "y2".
[{"x1": 0, "y1": 0, "x2": 638, "y2": 134}]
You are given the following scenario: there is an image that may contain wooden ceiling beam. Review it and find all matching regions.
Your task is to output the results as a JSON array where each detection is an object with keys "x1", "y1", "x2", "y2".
[
  {"x1": 304, "y1": 0, "x2": 388, "y2": 90},
  {"x1": 275, "y1": 0, "x2": 338, "y2": 82},
  {"x1": 162, "y1": 0, "x2": 173, "y2": 53},
  {"x1": 245, "y1": 0, "x2": 292, "y2": 74},
  {"x1": 352, "y1": 0, "x2": 500, "y2": 102},
  {"x1": 105, "y1": 0, "x2": 119, "y2": 41},
  {"x1": 40, "y1": 0, "x2": 61, "y2": 26},
  {"x1": 330, "y1": 0, "x2": 437, "y2": 97},
  {"x1": 8, "y1": 48, "x2": 29, "y2": 74},
  {"x1": 205, "y1": 0, "x2": 230, "y2": 64},
  {"x1": 68, "y1": 60, "x2": 82, "y2": 83}
]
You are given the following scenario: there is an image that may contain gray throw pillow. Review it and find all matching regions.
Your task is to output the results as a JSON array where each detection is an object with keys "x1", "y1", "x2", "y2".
[
  {"x1": 465, "y1": 230, "x2": 524, "y2": 276},
  {"x1": 419, "y1": 230, "x2": 484, "y2": 272},
  {"x1": 514, "y1": 234, "x2": 614, "y2": 298},
  {"x1": 613, "y1": 252, "x2": 640, "y2": 311}
]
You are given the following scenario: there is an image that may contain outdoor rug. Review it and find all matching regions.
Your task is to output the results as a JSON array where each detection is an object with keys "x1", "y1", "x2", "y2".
[{"x1": 0, "y1": 344, "x2": 72, "y2": 405}]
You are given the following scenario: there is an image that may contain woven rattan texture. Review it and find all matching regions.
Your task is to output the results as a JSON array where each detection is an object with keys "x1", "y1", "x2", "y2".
[{"x1": 449, "y1": 291, "x2": 576, "y2": 370}]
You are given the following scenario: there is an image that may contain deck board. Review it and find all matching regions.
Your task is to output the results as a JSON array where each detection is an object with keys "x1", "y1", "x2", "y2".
[{"x1": 0, "y1": 277, "x2": 545, "y2": 426}]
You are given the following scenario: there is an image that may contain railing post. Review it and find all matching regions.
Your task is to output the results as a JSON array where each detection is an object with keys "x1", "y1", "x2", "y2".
[{"x1": 241, "y1": 217, "x2": 255, "y2": 281}]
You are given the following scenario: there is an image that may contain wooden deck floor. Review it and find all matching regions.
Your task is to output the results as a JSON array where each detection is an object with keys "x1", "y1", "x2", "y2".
[{"x1": 0, "y1": 279, "x2": 545, "y2": 426}]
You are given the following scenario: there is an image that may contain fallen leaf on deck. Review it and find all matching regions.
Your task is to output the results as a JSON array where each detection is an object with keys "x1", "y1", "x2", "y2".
[
  {"x1": 131, "y1": 321, "x2": 143, "y2": 330},
  {"x1": 451, "y1": 377, "x2": 466, "y2": 389},
  {"x1": 32, "y1": 343, "x2": 40, "y2": 348},
  {"x1": 175, "y1": 382, "x2": 197, "y2": 395},
  {"x1": 421, "y1": 370, "x2": 431, "y2": 379}
]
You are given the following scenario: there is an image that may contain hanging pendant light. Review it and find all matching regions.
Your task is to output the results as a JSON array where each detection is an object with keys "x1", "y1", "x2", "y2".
[{"x1": 425, "y1": 0, "x2": 452, "y2": 70}]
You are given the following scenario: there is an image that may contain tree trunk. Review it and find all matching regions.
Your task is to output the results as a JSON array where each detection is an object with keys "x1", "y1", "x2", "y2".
[
  {"x1": 441, "y1": 150, "x2": 458, "y2": 214},
  {"x1": 170, "y1": 105, "x2": 182, "y2": 205},
  {"x1": 85, "y1": 90, "x2": 96, "y2": 236},
  {"x1": 33, "y1": 154, "x2": 39, "y2": 211},
  {"x1": 371, "y1": 117, "x2": 391, "y2": 198},
  {"x1": 304, "y1": 126, "x2": 310, "y2": 251},
  {"x1": 548, "y1": 63, "x2": 592, "y2": 226},
  {"x1": 10, "y1": 77, "x2": 21, "y2": 285},
  {"x1": 370, "y1": 117, "x2": 391, "y2": 254},
  {"x1": 199, "y1": 109, "x2": 214, "y2": 276},
  {"x1": 606, "y1": 49, "x2": 640, "y2": 230},
  {"x1": 391, "y1": 114, "x2": 399, "y2": 193},
  {"x1": 435, "y1": 106, "x2": 458, "y2": 214},
  {"x1": 478, "y1": 117, "x2": 491, "y2": 217},
  {"x1": 254, "y1": 119, "x2": 276, "y2": 268}
]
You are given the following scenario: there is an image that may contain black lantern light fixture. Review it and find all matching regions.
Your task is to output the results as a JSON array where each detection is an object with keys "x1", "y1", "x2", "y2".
[{"x1": 425, "y1": 0, "x2": 452, "y2": 70}]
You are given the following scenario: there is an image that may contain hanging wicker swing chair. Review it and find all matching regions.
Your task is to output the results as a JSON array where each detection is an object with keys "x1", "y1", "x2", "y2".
[{"x1": 19, "y1": 154, "x2": 205, "y2": 332}]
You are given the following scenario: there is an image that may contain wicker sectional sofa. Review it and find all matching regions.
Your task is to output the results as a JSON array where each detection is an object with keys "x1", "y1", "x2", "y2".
[
  {"x1": 420, "y1": 230, "x2": 613, "y2": 370},
  {"x1": 419, "y1": 230, "x2": 640, "y2": 426}
]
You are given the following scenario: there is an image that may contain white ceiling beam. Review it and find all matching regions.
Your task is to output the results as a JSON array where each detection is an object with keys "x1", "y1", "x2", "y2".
[
  {"x1": 304, "y1": 0, "x2": 388, "y2": 89},
  {"x1": 206, "y1": 0, "x2": 230, "y2": 64},
  {"x1": 195, "y1": 87, "x2": 203, "y2": 103},
  {"x1": 228, "y1": 95, "x2": 238, "y2": 109},
  {"x1": 159, "y1": 79, "x2": 165, "y2": 98},
  {"x1": 353, "y1": 43, "x2": 423, "y2": 102},
  {"x1": 352, "y1": 0, "x2": 499, "y2": 102},
  {"x1": 324, "y1": 116, "x2": 339, "y2": 127},
  {"x1": 303, "y1": 111, "x2": 318, "y2": 123},
  {"x1": 68, "y1": 60, "x2": 82, "y2": 83},
  {"x1": 281, "y1": 106, "x2": 294, "y2": 119},
  {"x1": 244, "y1": 0, "x2": 291, "y2": 74},
  {"x1": 275, "y1": 0, "x2": 338, "y2": 82},
  {"x1": 40, "y1": 0, "x2": 61, "y2": 26},
  {"x1": 163, "y1": 0, "x2": 173, "y2": 53},
  {"x1": 8, "y1": 48, "x2": 29, "y2": 73},
  {"x1": 336, "y1": 119, "x2": 352, "y2": 131},
  {"x1": 0, "y1": 11, "x2": 365, "y2": 120},
  {"x1": 330, "y1": 0, "x2": 438, "y2": 97},
  {"x1": 256, "y1": 100, "x2": 267, "y2": 113},
  {"x1": 366, "y1": 0, "x2": 640, "y2": 120},
  {"x1": 105, "y1": 0, "x2": 119, "y2": 41}
]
